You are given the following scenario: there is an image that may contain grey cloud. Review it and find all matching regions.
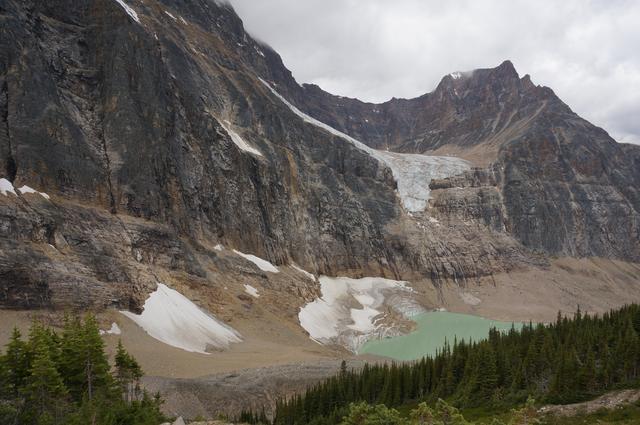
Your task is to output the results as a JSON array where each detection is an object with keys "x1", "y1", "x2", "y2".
[{"x1": 228, "y1": 0, "x2": 640, "y2": 144}]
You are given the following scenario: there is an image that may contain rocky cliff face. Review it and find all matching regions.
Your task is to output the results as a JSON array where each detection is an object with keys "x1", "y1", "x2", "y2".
[
  {"x1": 0, "y1": 0, "x2": 638, "y2": 311},
  {"x1": 269, "y1": 59, "x2": 640, "y2": 262}
]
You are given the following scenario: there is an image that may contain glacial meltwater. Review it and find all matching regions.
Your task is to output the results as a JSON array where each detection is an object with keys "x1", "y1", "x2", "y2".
[{"x1": 359, "y1": 311, "x2": 523, "y2": 361}]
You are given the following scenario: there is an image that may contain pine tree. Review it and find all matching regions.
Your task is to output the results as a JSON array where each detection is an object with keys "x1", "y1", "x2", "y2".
[
  {"x1": 115, "y1": 340, "x2": 143, "y2": 403},
  {"x1": 58, "y1": 315, "x2": 113, "y2": 402},
  {"x1": 21, "y1": 342, "x2": 69, "y2": 425},
  {"x1": 2, "y1": 327, "x2": 30, "y2": 399},
  {"x1": 470, "y1": 344, "x2": 498, "y2": 405}
]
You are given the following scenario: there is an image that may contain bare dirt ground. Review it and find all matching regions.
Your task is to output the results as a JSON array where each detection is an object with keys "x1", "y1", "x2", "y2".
[
  {"x1": 144, "y1": 359, "x2": 373, "y2": 420},
  {"x1": 431, "y1": 257, "x2": 640, "y2": 323}
]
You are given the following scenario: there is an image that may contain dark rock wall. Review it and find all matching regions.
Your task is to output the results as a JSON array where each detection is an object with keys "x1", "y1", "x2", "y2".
[{"x1": 0, "y1": 0, "x2": 638, "y2": 309}]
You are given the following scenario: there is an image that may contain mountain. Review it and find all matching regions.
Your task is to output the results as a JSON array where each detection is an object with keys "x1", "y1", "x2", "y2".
[
  {"x1": 1, "y1": 0, "x2": 639, "y2": 310},
  {"x1": 2, "y1": 0, "x2": 640, "y2": 418}
]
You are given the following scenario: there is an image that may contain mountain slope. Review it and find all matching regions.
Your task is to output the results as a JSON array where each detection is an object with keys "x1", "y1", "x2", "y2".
[
  {"x1": 260, "y1": 55, "x2": 640, "y2": 262},
  {"x1": 0, "y1": 0, "x2": 638, "y2": 319}
]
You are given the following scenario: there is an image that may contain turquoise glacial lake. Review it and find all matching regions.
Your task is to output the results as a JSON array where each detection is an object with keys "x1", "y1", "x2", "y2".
[{"x1": 359, "y1": 311, "x2": 523, "y2": 361}]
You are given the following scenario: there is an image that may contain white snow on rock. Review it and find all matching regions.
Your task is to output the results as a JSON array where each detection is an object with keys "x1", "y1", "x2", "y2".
[
  {"x1": 259, "y1": 79, "x2": 470, "y2": 212},
  {"x1": 214, "y1": 244, "x2": 224, "y2": 251},
  {"x1": 99, "y1": 322, "x2": 122, "y2": 336},
  {"x1": 0, "y1": 178, "x2": 17, "y2": 196},
  {"x1": 291, "y1": 263, "x2": 316, "y2": 281},
  {"x1": 120, "y1": 283, "x2": 241, "y2": 354},
  {"x1": 164, "y1": 10, "x2": 177, "y2": 20},
  {"x1": 233, "y1": 250, "x2": 279, "y2": 273},
  {"x1": 298, "y1": 276, "x2": 424, "y2": 352},
  {"x1": 113, "y1": 0, "x2": 140, "y2": 23},
  {"x1": 17, "y1": 185, "x2": 37, "y2": 195},
  {"x1": 243, "y1": 284, "x2": 260, "y2": 298},
  {"x1": 220, "y1": 120, "x2": 263, "y2": 157},
  {"x1": 17, "y1": 185, "x2": 50, "y2": 200},
  {"x1": 450, "y1": 71, "x2": 463, "y2": 80}
]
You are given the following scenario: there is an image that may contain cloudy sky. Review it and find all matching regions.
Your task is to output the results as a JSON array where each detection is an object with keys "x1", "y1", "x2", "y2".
[{"x1": 229, "y1": 0, "x2": 640, "y2": 144}]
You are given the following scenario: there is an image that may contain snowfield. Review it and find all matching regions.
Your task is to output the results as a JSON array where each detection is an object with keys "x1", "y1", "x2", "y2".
[
  {"x1": 259, "y1": 79, "x2": 470, "y2": 212},
  {"x1": 121, "y1": 283, "x2": 241, "y2": 354},
  {"x1": 233, "y1": 250, "x2": 279, "y2": 273},
  {"x1": 298, "y1": 276, "x2": 425, "y2": 352}
]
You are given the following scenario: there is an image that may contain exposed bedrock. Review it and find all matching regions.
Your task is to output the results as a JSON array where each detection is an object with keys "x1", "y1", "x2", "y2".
[{"x1": 0, "y1": 0, "x2": 638, "y2": 311}]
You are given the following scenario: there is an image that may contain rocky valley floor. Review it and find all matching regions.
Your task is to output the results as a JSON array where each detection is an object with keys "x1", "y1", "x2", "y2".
[{"x1": 1, "y1": 256, "x2": 639, "y2": 419}]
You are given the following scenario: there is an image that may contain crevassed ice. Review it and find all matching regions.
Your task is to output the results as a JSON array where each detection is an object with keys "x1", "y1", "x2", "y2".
[
  {"x1": 259, "y1": 78, "x2": 471, "y2": 212},
  {"x1": 233, "y1": 250, "x2": 279, "y2": 273},
  {"x1": 113, "y1": 0, "x2": 140, "y2": 23},
  {"x1": 298, "y1": 276, "x2": 424, "y2": 352},
  {"x1": 120, "y1": 283, "x2": 241, "y2": 354}
]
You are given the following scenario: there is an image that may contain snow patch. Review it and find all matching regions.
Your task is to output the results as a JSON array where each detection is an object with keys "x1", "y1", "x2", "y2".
[
  {"x1": 233, "y1": 250, "x2": 279, "y2": 273},
  {"x1": 243, "y1": 284, "x2": 260, "y2": 298},
  {"x1": 164, "y1": 11, "x2": 177, "y2": 20},
  {"x1": 291, "y1": 264, "x2": 316, "y2": 281},
  {"x1": 0, "y1": 179, "x2": 17, "y2": 196},
  {"x1": 113, "y1": 0, "x2": 140, "y2": 23},
  {"x1": 220, "y1": 120, "x2": 263, "y2": 157},
  {"x1": 214, "y1": 244, "x2": 224, "y2": 251},
  {"x1": 100, "y1": 322, "x2": 122, "y2": 336},
  {"x1": 259, "y1": 79, "x2": 470, "y2": 212},
  {"x1": 298, "y1": 276, "x2": 424, "y2": 352},
  {"x1": 120, "y1": 283, "x2": 241, "y2": 353},
  {"x1": 17, "y1": 185, "x2": 50, "y2": 200},
  {"x1": 450, "y1": 72, "x2": 462, "y2": 80}
]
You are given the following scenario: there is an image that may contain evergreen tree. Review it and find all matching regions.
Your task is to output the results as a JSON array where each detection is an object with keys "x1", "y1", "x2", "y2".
[
  {"x1": 21, "y1": 342, "x2": 69, "y2": 425},
  {"x1": 0, "y1": 316, "x2": 166, "y2": 425},
  {"x1": 2, "y1": 327, "x2": 30, "y2": 399},
  {"x1": 115, "y1": 340, "x2": 143, "y2": 403}
]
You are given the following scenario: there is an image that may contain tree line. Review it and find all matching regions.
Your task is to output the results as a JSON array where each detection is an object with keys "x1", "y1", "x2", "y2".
[
  {"x1": 271, "y1": 305, "x2": 640, "y2": 425},
  {"x1": 0, "y1": 315, "x2": 166, "y2": 425}
]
